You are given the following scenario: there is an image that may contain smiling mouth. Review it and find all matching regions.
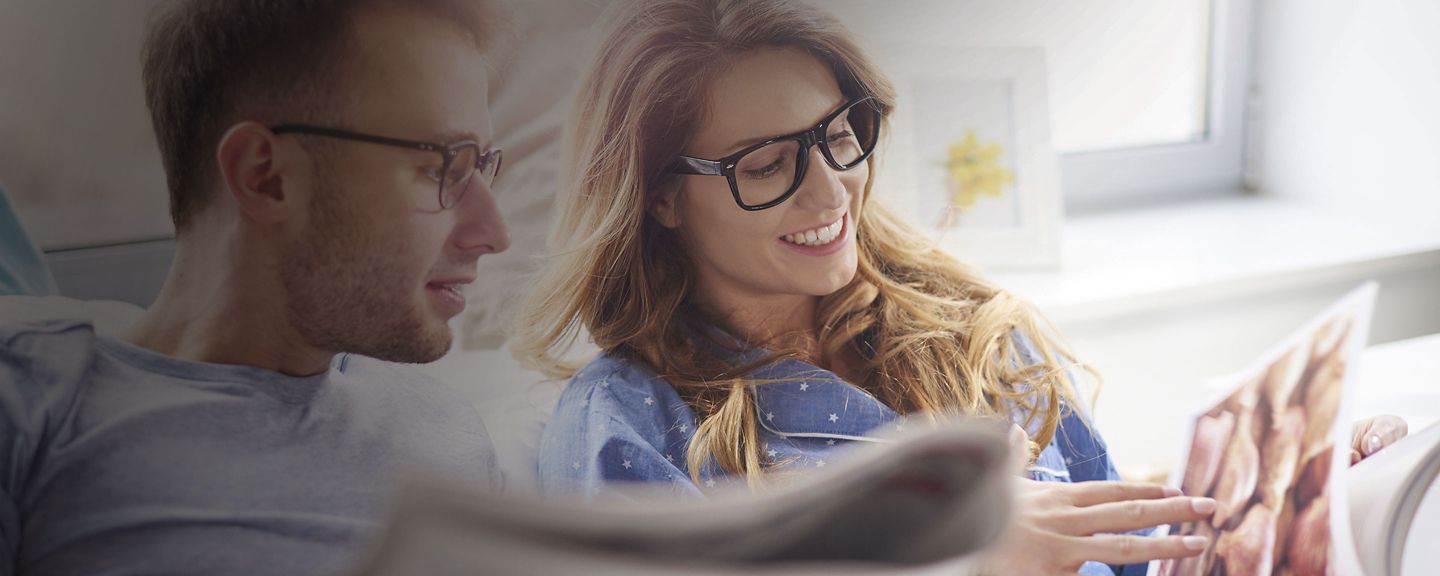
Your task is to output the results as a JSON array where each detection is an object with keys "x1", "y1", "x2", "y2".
[
  {"x1": 429, "y1": 282, "x2": 466, "y2": 298},
  {"x1": 780, "y1": 215, "x2": 845, "y2": 247}
]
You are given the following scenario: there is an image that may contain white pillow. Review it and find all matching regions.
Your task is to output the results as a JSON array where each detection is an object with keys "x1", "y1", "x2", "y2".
[
  {"x1": 416, "y1": 344, "x2": 563, "y2": 492},
  {"x1": 0, "y1": 295, "x2": 146, "y2": 335},
  {"x1": 459, "y1": 0, "x2": 606, "y2": 348}
]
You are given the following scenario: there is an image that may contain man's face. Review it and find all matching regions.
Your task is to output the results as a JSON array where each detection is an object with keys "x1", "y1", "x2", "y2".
[{"x1": 281, "y1": 4, "x2": 509, "y2": 363}]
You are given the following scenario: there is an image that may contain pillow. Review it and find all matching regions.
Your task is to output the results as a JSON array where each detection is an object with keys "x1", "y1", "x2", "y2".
[
  {"x1": 459, "y1": 0, "x2": 606, "y2": 349},
  {"x1": 417, "y1": 343, "x2": 566, "y2": 491},
  {"x1": 0, "y1": 295, "x2": 145, "y2": 335},
  {"x1": 0, "y1": 184, "x2": 59, "y2": 296}
]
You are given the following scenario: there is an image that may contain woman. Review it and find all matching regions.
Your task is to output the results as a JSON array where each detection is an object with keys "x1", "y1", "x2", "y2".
[{"x1": 516, "y1": 0, "x2": 1404, "y2": 573}]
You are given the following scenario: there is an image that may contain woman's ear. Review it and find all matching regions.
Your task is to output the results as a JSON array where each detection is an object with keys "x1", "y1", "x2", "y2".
[{"x1": 648, "y1": 179, "x2": 683, "y2": 229}]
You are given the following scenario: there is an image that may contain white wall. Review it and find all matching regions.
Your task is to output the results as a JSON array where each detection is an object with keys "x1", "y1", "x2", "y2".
[
  {"x1": 0, "y1": 1, "x2": 171, "y2": 249},
  {"x1": 1253, "y1": 0, "x2": 1440, "y2": 231}
]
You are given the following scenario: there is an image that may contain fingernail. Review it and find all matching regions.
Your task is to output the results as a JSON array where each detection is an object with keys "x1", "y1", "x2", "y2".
[
  {"x1": 1183, "y1": 536, "x2": 1208, "y2": 551},
  {"x1": 1191, "y1": 498, "x2": 1217, "y2": 514},
  {"x1": 1365, "y1": 434, "x2": 1383, "y2": 455},
  {"x1": 1164, "y1": 486, "x2": 1182, "y2": 497}
]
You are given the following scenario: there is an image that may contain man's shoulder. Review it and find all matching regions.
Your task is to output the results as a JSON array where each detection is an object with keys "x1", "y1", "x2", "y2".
[{"x1": 0, "y1": 318, "x2": 103, "y2": 379}]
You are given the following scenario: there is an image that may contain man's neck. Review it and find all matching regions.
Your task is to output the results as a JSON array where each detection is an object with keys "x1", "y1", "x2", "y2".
[{"x1": 123, "y1": 234, "x2": 334, "y2": 377}]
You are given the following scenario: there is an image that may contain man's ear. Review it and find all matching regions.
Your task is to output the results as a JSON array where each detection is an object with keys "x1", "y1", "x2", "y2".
[
  {"x1": 215, "y1": 121, "x2": 301, "y2": 224},
  {"x1": 648, "y1": 179, "x2": 683, "y2": 229}
]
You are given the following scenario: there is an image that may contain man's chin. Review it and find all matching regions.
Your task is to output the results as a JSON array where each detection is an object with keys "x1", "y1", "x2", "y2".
[{"x1": 351, "y1": 322, "x2": 453, "y2": 364}]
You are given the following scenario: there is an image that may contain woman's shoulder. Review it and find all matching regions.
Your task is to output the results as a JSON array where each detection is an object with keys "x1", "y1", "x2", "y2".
[
  {"x1": 552, "y1": 351, "x2": 695, "y2": 435},
  {"x1": 569, "y1": 350, "x2": 684, "y2": 402}
]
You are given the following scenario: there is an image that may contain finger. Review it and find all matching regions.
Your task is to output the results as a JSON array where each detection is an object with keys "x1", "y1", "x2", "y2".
[
  {"x1": 1066, "y1": 533, "x2": 1209, "y2": 565},
  {"x1": 1368, "y1": 416, "x2": 1409, "y2": 455},
  {"x1": 1353, "y1": 415, "x2": 1409, "y2": 457},
  {"x1": 1062, "y1": 496, "x2": 1216, "y2": 535},
  {"x1": 1007, "y1": 424, "x2": 1030, "y2": 477},
  {"x1": 1064, "y1": 481, "x2": 1181, "y2": 507}
]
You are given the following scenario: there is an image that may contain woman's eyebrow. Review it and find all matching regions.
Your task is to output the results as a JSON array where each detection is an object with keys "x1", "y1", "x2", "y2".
[{"x1": 718, "y1": 97, "x2": 852, "y2": 155}]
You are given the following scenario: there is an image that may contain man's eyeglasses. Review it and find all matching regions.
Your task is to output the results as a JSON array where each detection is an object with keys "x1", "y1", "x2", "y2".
[
  {"x1": 667, "y1": 96, "x2": 881, "y2": 211},
  {"x1": 271, "y1": 124, "x2": 502, "y2": 210}
]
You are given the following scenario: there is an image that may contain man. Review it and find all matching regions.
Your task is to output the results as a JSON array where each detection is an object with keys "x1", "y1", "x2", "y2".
[{"x1": 0, "y1": 0, "x2": 509, "y2": 574}]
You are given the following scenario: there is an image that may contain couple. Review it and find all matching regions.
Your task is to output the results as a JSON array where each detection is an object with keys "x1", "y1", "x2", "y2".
[{"x1": 0, "y1": 0, "x2": 1405, "y2": 575}]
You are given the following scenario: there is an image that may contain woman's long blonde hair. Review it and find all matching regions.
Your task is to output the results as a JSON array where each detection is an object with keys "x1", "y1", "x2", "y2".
[{"x1": 515, "y1": 0, "x2": 1093, "y2": 487}]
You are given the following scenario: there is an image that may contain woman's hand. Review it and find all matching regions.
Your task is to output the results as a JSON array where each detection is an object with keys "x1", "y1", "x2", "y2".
[
  {"x1": 1350, "y1": 415, "x2": 1408, "y2": 464},
  {"x1": 980, "y1": 426, "x2": 1216, "y2": 575}
]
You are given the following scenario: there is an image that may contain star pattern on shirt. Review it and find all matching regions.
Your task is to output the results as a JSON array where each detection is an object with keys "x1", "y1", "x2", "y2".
[
  {"x1": 799, "y1": 382, "x2": 809, "y2": 391},
  {"x1": 572, "y1": 461, "x2": 581, "y2": 470},
  {"x1": 665, "y1": 453, "x2": 674, "y2": 462},
  {"x1": 705, "y1": 479, "x2": 717, "y2": 488},
  {"x1": 678, "y1": 423, "x2": 689, "y2": 433},
  {"x1": 815, "y1": 459, "x2": 826, "y2": 468},
  {"x1": 767, "y1": 448, "x2": 778, "y2": 459},
  {"x1": 643, "y1": 396, "x2": 655, "y2": 406},
  {"x1": 766, "y1": 411, "x2": 776, "y2": 421},
  {"x1": 580, "y1": 398, "x2": 590, "y2": 408},
  {"x1": 826, "y1": 439, "x2": 836, "y2": 446},
  {"x1": 622, "y1": 459, "x2": 633, "y2": 470},
  {"x1": 828, "y1": 413, "x2": 839, "y2": 423},
  {"x1": 598, "y1": 380, "x2": 610, "y2": 389}
]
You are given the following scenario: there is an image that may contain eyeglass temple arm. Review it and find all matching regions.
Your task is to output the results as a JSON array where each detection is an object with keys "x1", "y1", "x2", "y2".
[{"x1": 669, "y1": 156, "x2": 726, "y2": 176}]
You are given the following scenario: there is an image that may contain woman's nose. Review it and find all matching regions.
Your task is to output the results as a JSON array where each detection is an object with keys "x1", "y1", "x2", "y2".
[{"x1": 790, "y1": 144, "x2": 850, "y2": 212}]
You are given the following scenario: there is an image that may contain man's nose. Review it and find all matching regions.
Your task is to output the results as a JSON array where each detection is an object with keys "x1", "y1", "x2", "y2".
[{"x1": 453, "y1": 178, "x2": 511, "y2": 256}]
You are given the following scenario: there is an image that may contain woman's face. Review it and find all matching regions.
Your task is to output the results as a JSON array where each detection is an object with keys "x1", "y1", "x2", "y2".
[{"x1": 656, "y1": 47, "x2": 868, "y2": 311}]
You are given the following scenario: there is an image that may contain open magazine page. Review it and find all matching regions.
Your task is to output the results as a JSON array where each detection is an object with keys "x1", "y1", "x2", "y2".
[
  {"x1": 1348, "y1": 421, "x2": 1440, "y2": 576},
  {"x1": 1152, "y1": 283, "x2": 1376, "y2": 576},
  {"x1": 348, "y1": 419, "x2": 1012, "y2": 576}
]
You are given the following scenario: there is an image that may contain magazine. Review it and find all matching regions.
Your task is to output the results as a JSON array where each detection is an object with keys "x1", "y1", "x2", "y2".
[
  {"x1": 1348, "y1": 421, "x2": 1440, "y2": 576},
  {"x1": 1152, "y1": 283, "x2": 1377, "y2": 576},
  {"x1": 347, "y1": 419, "x2": 1013, "y2": 576}
]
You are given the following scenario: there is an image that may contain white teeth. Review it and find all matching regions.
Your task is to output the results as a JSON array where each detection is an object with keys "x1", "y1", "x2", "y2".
[{"x1": 781, "y1": 217, "x2": 845, "y2": 247}]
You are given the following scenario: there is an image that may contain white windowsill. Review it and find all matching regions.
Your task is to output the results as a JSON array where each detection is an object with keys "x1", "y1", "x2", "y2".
[{"x1": 984, "y1": 193, "x2": 1440, "y2": 324}]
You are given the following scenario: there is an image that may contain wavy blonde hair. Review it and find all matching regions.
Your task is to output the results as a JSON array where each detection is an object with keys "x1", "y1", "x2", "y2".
[{"x1": 515, "y1": 0, "x2": 1093, "y2": 487}]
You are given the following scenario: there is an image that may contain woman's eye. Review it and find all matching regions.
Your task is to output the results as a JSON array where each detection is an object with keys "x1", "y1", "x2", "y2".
[
  {"x1": 741, "y1": 156, "x2": 786, "y2": 179},
  {"x1": 828, "y1": 129, "x2": 855, "y2": 144}
]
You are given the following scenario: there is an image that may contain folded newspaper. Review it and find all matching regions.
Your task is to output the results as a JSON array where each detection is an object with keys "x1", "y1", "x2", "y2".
[{"x1": 349, "y1": 419, "x2": 1012, "y2": 575}]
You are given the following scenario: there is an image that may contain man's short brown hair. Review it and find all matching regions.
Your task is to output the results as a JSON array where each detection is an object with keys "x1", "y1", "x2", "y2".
[{"x1": 141, "y1": 0, "x2": 501, "y2": 231}]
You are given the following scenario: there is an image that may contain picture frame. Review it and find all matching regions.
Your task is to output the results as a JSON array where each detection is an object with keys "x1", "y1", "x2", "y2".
[{"x1": 868, "y1": 45, "x2": 1063, "y2": 269}]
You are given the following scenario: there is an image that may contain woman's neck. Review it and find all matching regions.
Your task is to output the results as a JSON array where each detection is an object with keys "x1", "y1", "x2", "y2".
[{"x1": 693, "y1": 286, "x2": 820, "y2": 355}]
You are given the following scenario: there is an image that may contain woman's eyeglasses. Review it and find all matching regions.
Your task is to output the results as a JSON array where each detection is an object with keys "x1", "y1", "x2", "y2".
[
  {"x1": 271, "y1": 124, "x2": 502, "y2": 210},
  {"x1": 667, "y1": 96, "x2": 881, "y2": 211}
]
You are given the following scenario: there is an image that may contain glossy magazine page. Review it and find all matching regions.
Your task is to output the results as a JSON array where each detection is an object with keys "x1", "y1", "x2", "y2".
[{"x1": 1152, "y1": 282, "x2": 1376, "y2": 576}]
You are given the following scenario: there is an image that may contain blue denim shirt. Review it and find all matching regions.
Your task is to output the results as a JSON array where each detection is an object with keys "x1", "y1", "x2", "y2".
[{"x1": 538, "y1": 336, "x2": 1146, "y2": 575}]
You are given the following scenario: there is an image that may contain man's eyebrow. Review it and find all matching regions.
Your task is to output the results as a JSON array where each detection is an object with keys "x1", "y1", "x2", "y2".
[{"x1": 428, "y1": 129, "x2": 492, "y2": 148}]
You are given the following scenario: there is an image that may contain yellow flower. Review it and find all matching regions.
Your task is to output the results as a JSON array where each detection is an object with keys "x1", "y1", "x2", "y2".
[{"x1": 942, "y1": 130, "x2": 1013, "y2": 218}]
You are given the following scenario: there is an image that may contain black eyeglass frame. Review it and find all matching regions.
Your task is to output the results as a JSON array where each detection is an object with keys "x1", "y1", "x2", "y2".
[
  {"x1": 270, "y1": 124, "x2": 503, "y2": 210},
  {"x1": 667, "y1": 96, "x2": 881, "y2": 211}
]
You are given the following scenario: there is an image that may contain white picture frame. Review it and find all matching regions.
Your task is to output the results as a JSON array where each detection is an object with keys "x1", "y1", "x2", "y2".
[{"x1": 868, "y1": 45, "x2": 1063, "y2": 270}]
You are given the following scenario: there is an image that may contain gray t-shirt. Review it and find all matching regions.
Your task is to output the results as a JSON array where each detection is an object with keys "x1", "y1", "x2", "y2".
[{"x1": 0, "y1": 319, "x2": 501, "y2": 576}]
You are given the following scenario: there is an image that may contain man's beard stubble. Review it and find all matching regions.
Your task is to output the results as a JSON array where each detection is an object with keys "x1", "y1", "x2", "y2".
[{"x1": 279, "y1": 175, "x2": 453, "y2": 363}]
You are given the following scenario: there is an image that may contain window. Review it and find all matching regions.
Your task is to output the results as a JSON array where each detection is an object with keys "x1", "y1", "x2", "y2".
[{"x1": 829, "y1": 0, "x2": 1255, "y2": 211}]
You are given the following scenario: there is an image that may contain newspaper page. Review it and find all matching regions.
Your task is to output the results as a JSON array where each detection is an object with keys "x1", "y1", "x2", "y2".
[{"x1": 349, "y1": 418, "x2": 1013, "y2": 576}]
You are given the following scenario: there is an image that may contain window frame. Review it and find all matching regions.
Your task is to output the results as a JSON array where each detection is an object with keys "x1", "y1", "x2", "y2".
[{"x1": 1059, "y1": 0, "x2": 1257, "y2": 213}]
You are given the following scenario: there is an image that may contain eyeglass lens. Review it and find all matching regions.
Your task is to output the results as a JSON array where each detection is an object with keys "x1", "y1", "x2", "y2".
[{"x1": 732, "y1": 101, "x2": 878, "y2": 207}]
